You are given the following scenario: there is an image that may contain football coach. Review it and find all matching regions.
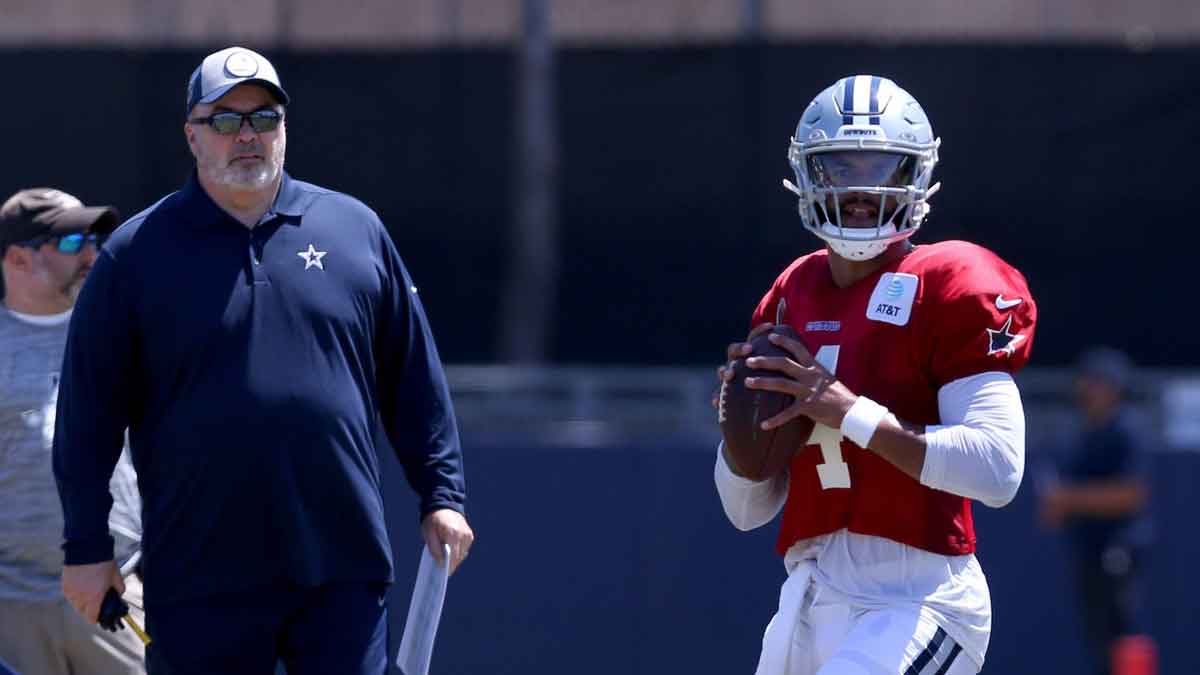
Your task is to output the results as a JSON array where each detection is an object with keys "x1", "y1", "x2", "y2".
[{"x1": 52, "y1": 46, "x2": 473, "y2": 674}]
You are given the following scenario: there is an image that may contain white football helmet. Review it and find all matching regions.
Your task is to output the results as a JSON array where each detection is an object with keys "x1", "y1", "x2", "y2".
[{"x1": 784, "y1": 75, "x2": 941, "y2": 261}]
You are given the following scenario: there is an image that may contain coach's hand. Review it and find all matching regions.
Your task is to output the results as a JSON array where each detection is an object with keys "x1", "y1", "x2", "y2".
[
  {"x1": 63, "y1": 559, "x2": 123, "y2": 624},
  {"x1": 422, "y1": 508, "x2": 474, "y2": 575}
]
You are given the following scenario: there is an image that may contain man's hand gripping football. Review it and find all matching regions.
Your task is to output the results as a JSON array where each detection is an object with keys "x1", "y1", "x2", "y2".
[{"x1": 741, "y1": 331, "x2": 858, "y2": 432}]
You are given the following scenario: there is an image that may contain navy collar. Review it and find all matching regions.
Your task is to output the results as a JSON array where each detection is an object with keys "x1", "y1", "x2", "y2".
[
  {"x1": 271, "y1": 172, "x2": 307, "y2": 217},
  {"x1": 177, "y1": 170, "x2": 307, "y2": 227}
]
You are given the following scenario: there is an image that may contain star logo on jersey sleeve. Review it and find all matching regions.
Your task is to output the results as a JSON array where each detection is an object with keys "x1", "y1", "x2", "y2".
[
  {"x1": 297, "y1": 244, "x2": 327, "y2": 270},
  {"x1": 986, "y1": 315, "x2": 1026, "y2": 356}
]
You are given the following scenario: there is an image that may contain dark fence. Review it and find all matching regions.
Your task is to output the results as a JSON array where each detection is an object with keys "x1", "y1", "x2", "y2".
[{"x1": 2, "y1": 44, "x2": 1198, "y2": 367}]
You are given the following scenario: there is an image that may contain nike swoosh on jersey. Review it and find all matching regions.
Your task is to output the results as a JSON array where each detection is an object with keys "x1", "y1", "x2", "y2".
[{"x1": 995, "y1": 295, "x2": 1022, "y2": 310}]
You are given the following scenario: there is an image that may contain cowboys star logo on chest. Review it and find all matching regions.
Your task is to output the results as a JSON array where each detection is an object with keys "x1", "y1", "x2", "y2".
[{"x1": 297, "y1": 244, "x2": 327, "y2": 270}]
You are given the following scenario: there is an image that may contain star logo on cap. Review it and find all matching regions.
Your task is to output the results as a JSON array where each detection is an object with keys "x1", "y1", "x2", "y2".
[
  {"x1": 225, "y1": 51, "x2": 259, "y2": 78},
  {"x1": 986, "y1": 315, "x2": 1025, "y2": 356},
  {"x1": 297, "y1": 244, "x2": 326, "y2": 271}
]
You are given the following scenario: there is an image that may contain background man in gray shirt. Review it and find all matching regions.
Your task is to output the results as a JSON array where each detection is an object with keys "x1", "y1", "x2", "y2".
[{"x1": 0, "y1": 188, "x2": 144, "y2": 674}]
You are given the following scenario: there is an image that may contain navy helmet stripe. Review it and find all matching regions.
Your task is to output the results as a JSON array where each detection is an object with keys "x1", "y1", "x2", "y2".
[
  {"x1": 869, "y1": 76, "x2": 882, "y2": 125},
  {"x1": 842, "y1": 76, "x2": 856, "y2": 125},
  {"x1": 932, "y1": 644, "x2": 963, "y2": 675},
  {"x1": 904, "y1": 627, "x2": 947, "y2": 675}
]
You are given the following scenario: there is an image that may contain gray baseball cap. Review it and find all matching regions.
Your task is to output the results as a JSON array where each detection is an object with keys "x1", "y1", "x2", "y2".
[
  {"x1": 0, "y1": 189, "x2": 119, "y2": 253},
  {"x1": 186, "y1": 46, "x2": 290, "y2": 114}
]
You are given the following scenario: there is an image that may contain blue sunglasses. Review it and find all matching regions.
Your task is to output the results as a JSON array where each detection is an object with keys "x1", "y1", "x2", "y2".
[{"x1": 21, "y1": 232, "x2": 104, "y2": 255}]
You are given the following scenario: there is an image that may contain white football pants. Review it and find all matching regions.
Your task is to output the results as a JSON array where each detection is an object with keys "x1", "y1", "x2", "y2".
[{"x1": 754, "y1": 561, "x2": 978, "y2": 675}]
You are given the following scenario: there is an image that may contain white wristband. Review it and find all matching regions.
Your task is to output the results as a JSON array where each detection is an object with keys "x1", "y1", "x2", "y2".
[{"x1": 840, "y1": 396, "x2": 890, "y2": 448}]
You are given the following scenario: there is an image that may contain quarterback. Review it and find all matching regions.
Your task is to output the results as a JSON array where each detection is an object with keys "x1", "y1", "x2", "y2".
[{"x1": 715, "y1": 75, "x2": 1036, "y2": 674}]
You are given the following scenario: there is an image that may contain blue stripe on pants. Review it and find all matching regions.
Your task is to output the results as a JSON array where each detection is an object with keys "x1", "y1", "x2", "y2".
[{"x1": 904, "y1": 626, "x2": 947, "y2": 675}]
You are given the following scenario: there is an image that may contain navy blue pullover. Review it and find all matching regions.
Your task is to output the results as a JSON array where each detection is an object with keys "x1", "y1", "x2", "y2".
[{"x1": 52, "y1": 173, "x2": 465, "y2": 608}]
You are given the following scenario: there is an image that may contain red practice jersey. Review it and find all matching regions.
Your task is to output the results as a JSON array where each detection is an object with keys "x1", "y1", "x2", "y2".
[{"x1": 750, "y1": 240, "x2": 1037, "y2": 557}]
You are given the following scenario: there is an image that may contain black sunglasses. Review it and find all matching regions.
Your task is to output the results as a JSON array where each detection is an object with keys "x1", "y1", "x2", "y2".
[
  {"x1": 20, "y1": 232, "x2": 104, "y2": 255},
  {"x1": 188, "y1": 109, "x2": 283, "y2": 135}
]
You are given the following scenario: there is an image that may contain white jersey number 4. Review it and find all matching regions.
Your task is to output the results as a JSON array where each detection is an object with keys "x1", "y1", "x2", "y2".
[{"x1": 809, "y1": 345, "x2": 851, "y2": 489}]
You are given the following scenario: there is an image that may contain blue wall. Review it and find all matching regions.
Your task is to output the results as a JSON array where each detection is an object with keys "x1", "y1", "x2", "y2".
[{"x1": 381, "y1": 441, "x2": 1196, "y2": 674}]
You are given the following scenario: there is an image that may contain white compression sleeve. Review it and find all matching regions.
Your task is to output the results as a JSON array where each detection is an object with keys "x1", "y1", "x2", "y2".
[
  {"x1": 713, "y1": 442, "x2": 789, "y2": 531},
  {"x1": 921, "y1": 371, "x2": 1026, "y2": 508}
]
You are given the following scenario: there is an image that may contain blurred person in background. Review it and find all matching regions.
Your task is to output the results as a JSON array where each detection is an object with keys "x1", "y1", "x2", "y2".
[
  {"x1": 51, "y1": 46, "x2": 472, "y2": 675},
  {"x1": 0, "y1": 188, "x2": 145, "y2": 673},
  {"x1": 1039, "y1": 346, "x2": 1154, "y2": 675},
  {"x1": 715, "y1": 75, "x2": 1037, "y2": 674}
]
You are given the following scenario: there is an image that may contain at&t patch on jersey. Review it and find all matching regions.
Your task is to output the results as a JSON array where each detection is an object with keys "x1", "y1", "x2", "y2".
[{"x1": 866, "y1": 273, "x2": 918, "y2": 326}]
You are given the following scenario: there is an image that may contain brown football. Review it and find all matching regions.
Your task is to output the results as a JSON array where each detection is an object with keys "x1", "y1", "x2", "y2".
[{"x1": 718, "y1": 326, "x2": 816, "y2": 482}]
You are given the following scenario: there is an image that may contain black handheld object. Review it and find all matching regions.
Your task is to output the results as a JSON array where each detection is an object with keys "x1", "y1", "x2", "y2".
[{"x1": 98, "y1": 587, "x2": 129, "y2": 633}]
